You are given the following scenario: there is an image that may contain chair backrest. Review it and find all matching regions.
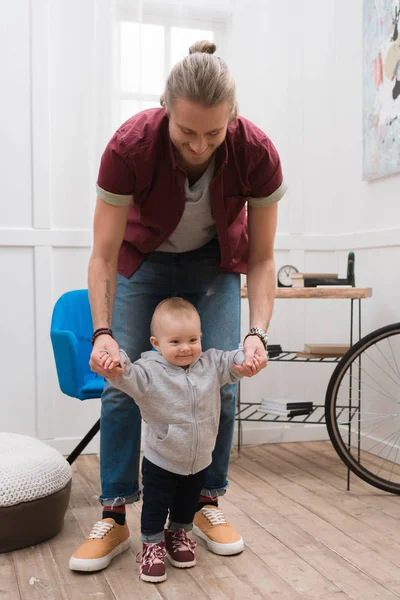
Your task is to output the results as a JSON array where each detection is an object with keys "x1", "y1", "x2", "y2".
[{"x1": 50, "y1": 289, "x2": 104, "y2": 400}]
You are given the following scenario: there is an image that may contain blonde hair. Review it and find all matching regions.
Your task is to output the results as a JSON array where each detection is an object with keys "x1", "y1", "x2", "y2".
[
  {"x1": 160, "y1": 40, "x2": 238, "y2": 120},
  {"x1": 150, "y1": 297, "x2": 201, "y2": 336}
]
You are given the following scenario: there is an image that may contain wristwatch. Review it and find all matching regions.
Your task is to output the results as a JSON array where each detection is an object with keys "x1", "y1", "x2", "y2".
[{"x1": 244, "y1": 327, "x2": 268, "y2": 349}]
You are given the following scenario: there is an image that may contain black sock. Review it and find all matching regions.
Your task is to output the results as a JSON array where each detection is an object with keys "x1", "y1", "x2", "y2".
[{"x1": 102, "y1": 505, "x2": 126, "y2": 526}]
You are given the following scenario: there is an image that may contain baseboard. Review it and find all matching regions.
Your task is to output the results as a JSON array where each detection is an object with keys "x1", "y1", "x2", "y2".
[{"x1": 43, "y1": 436, "x2": 100, "y2": 457}]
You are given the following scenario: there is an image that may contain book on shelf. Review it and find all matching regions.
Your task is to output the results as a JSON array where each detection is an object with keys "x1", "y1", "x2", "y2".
[
  {"x1": 261, "y1": 402, "x2": 313, "y2": 411},
  {"x1": 316, "y1": 285, "x2": 352, "y2": 289},
  {"x1": 292, "y1": 277, "x2": 349, "y2": 288},
  {"x1": 259, "y1": 398, "x2": 314, "y2": 417},
  {"x1": 260, "y1": 397, "x2": 313, "y2": 410},
  {"x1": 304, "y1": 343, "x2": 350, "y2": 355},
  {"x1": 291, "y1": 272, "x2": 338, "y2": 279},
  {"x1": 258, "y1": 407, "x2": 314, "y2": 417}
]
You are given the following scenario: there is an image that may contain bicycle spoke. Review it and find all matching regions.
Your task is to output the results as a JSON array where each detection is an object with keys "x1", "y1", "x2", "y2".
[
  {"x1": 378, "y1": 338, "x2": 400, "y2": 384},
  {"x1": 326, "y1": 324, "x2": 400, "y2": 493},
  {"x1": 363, "y1": 346, "x2": 400, "y2": 390},
  {"x1": 358, "y1": 429, "x2": 400, "y2": 480},
  {"x1": 340, "y1": 366, "x2": 399, "y2": 404}
]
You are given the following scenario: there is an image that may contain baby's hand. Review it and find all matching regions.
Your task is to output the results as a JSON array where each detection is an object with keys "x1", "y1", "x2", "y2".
[
  {"x1": 99, "y1": 350, "x2": 124, "y2": 378},
  {"x1": 233, "y1": 355, "x2": 260, "y2": 377}
]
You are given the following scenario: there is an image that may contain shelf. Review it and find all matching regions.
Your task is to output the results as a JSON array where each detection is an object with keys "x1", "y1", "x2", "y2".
[
  {"x1": 268, "y1": 351, "x2": 342, "y2": 363},
  {"x1": 236, "y1": 402, "x2": 326, "y2": 424},
  {"x1": 236, "y1": 286, "x2": 370, "y2": 449},
  {"x1": 241, "y1": 287, "x2": 373, "y2": 300}
]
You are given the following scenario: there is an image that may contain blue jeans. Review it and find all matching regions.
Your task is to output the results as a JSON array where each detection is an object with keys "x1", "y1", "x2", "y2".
[{"x1": 99, "y1": 239, "x2": 241, "y2": 506}]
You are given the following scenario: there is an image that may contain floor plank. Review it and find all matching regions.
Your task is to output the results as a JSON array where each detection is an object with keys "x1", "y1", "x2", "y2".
[
  {"x1": 231, "y1": 449, "x2": 400, "y2": 597},
  {"x1": 6, "y1": 442, "x2": 400, "y2": 599},
  {"x1": 221, "y1": 478, "x2": 351, "y2": 598},
  {"x1": 259, "y1": 443, "x2": 400, "y2": 548},
  {"x1": 0, "y1": 553, "x2": 20, "y2": 599}
]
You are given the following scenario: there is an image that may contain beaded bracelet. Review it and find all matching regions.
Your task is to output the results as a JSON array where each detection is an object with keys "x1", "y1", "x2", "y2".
[{"x1": 91, "y1": 327, "x2": 114, "y2": 346}]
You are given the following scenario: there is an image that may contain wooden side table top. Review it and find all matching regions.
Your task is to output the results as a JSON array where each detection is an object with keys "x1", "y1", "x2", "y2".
[{"x1": 240, "y1": 287, "x2": 373, "y2": 299}]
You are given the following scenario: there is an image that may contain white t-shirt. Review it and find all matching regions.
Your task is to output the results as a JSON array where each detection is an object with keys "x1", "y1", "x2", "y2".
[{"x1": 97, "y1": 160, "x2": 287, "y2": 254}]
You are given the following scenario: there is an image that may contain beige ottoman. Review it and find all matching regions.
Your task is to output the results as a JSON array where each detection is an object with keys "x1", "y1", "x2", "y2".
[{"x1": 0, "y1": 433, "x2": 72, "y2": 553}]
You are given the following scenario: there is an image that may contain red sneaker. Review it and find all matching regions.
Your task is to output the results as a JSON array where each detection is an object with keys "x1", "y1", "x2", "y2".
[
  {"x1": 137, "y1": 540, "x2": 167, "y2": 582},
  {"x1": 165, "y1": 528, "x2": 197, "y2": 568}
]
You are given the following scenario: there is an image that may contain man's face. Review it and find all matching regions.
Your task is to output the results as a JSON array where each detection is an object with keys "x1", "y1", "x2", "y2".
[{"x1": 168, "y1": 98, "x2": 231, "y2": 170}]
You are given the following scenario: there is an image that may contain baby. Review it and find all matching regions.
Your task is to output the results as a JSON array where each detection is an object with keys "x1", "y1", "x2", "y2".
[{"x1": 101, "y1": 297, "x2": 257, "y2": 583}]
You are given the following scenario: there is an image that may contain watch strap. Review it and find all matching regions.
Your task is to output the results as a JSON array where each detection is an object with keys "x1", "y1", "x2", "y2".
[{"x1": 244, "y1": 327, "x2": 268, "y2": 349}]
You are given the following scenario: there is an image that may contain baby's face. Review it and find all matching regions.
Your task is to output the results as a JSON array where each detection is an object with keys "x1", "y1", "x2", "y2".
[{"x1": 151, "y1": 313, "x2": 202, "y2": 367}]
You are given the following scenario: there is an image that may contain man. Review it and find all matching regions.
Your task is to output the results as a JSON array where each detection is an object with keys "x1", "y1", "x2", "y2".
[{"x1": 70, "y1": 40, "x2": 286, "y2": 572}]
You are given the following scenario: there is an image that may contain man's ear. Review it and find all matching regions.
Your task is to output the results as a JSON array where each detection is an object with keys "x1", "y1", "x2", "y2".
[{"x1": 150, "y1": 336, "x2": 160, "y2": 351}]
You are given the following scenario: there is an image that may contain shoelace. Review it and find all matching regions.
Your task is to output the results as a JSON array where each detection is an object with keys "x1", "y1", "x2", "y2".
[
  {"x1": 88, "y1": 521, "x2": 114, "y2": 540},
  {"x1": 170, "y1": 528, "x2": 197, "y2": 553},
  {"x1": 136, "y1": 542, "x2": 166, "y2": 576},
  {"x1": 201, "y1": 507, "x2": 227, "y2": 526}
]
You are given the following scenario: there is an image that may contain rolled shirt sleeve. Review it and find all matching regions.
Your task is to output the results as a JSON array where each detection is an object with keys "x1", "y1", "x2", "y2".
[
  {"x1": 248, "y1": 180, "x2": 288, "y2": 207},
  {"x1": 96, "y1": 185, "x2": 132, "y2": 207},
  {"x1": 96, "y1": 132, "x2": 135, "y2": 206},
  {"x1": 247, "y1": 137, "x2": 287, "y2": 207}
]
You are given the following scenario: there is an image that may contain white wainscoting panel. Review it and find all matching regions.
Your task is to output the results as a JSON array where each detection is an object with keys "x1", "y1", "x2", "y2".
[{"x1": 1, "y1": 248, "x2": 36, "y2": 435}]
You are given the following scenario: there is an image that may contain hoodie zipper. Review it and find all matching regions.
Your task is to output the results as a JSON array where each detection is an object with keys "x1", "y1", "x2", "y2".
[{"x1": 185, "y1": 367, "x2": 198, "y2": 473}]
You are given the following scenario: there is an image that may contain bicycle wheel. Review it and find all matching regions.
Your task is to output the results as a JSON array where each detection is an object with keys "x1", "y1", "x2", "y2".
[{"x1": 325, "y1": 322, "x2": 400, "y2": 494}]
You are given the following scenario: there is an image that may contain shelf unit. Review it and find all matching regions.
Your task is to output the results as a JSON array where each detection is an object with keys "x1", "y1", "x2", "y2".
[{"x1": 236, "y1": 287, "x2": 373, "y2": 450}]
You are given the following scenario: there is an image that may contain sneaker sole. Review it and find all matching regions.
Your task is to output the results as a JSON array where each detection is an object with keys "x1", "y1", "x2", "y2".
[
  {"x1": 69, "y1": 538, "x2": 131, "y2": 572},
  {"x1": 167, "y1": 553, "x2": 196, "y2": 568},
  {"x1": 141, "y1": 572, "x2": 167, "y2": 583},
  {"x1": 192, "y1": 526, "x2": 244, "y2": 556}
]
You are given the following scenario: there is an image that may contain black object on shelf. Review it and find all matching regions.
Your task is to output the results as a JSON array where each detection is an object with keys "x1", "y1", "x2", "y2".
[
  {"x1": 267, "y1": 344, "x2": 282, "y2": 358},
  {"x1": 347, "y1": 251, "x2": 355, "y2": 287}
]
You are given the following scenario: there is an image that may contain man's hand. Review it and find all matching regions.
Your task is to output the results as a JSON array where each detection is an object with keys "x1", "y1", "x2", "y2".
[
  {"x1": 89, "y1": 335, "x2": 124, "y2": 378},
  {"x1": 233, "y1": 335, "x2": 268, "y2": 377}
]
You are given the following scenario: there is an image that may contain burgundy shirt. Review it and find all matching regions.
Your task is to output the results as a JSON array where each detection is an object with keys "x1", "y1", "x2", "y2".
[{"x1": 97, "y1": 108, "x2": 284, "y2": 277}]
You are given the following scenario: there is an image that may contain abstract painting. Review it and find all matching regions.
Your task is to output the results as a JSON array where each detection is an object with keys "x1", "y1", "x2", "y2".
[{"x1": 363, "y1": 0, "x2": 400, "y2": 180}]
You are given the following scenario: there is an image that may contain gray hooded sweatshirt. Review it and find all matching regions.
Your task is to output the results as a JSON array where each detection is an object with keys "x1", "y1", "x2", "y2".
[{"x1": 108, "y1": 349, "x2": 244, "y2": 476}]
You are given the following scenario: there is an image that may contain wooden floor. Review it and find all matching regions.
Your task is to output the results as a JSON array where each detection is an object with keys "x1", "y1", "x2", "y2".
[{"x1": 5, "y1": 441, "x2": 400, "y2": 599}]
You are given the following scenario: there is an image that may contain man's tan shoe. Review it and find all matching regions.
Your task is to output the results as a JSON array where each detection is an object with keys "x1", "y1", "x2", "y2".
[
  {"x1": 193, "y1": 505, "x2": 244, "y2": 556},
  {"x1": 69, "y1": 518, "x2": 130, "y2": 572}
]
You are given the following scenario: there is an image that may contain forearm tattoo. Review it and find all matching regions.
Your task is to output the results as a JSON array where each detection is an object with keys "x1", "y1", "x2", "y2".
[{"x1": 105, "y1": 279, "x2": 111, "y2": 326}]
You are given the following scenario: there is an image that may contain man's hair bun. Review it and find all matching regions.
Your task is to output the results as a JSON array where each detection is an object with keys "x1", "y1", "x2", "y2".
[{"x1": 189, "y1": 40, "x2": 216, "y2": 55}]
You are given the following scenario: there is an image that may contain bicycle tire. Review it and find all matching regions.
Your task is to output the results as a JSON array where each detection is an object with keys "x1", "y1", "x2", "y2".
[{"x1": 325, "y1": 322, "x2": 400, "y2": 494}]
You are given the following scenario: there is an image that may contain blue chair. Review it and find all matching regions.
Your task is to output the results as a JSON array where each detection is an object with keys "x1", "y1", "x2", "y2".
[{"x1": 50, "y1": 289, "x2": 104, "y2": 464}]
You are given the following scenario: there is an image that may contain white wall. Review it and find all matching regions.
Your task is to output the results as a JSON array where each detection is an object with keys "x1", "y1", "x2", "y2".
[
  {"x1": 0, "y1": 0, "x2": 113, "y2": 454},
  {"x1": 229, "y1": 0, "x2": 400, "y2": 236},
  {"x1": 229, "y1": 0, "x2": 400, "y2": 444},
  {"x1": 1, "y1": 0, "x2": 399, "y2": 453}
]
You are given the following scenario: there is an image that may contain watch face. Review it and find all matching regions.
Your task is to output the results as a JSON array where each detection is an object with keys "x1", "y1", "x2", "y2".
[{"x1": 277, "y1": 265, "x2": 298, "y2": 287}]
